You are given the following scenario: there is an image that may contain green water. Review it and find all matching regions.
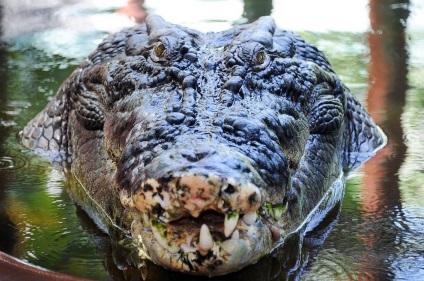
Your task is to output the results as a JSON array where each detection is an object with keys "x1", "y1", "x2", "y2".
[{"x1": 0, "y1": 0, "x2": 423, "y2": 280}]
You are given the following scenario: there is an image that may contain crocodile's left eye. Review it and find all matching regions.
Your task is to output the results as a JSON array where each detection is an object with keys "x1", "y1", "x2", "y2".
[
  {"x1": 154, "y1": 42, "x2": 166, "y2": 58},
  {"x1": 255, "y1": 50, "x2": 267, "y2": 65}
]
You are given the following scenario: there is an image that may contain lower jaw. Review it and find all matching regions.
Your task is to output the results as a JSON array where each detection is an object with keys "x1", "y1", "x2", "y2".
[{"x1": 130, "y1": 217, "x2": 274, "y2": 275}]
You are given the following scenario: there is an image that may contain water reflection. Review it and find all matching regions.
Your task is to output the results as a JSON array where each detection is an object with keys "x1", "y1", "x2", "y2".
[
  {"x1": 242, "y1": 0, "x2": 272, "y2": 23},
  {"x1": 360, "y1": 0, "x2": 409, "y2": 279},
  {"x1": 116, "y1": 0, "x2": 146, "y2": 23}
]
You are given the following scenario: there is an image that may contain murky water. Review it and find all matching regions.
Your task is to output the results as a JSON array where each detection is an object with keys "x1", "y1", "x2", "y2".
[{"x1": 0, "y1": 0, "x2": 423, "y2": 280}]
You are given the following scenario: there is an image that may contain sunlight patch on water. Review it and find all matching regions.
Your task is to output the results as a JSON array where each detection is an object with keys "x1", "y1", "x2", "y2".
[
  {"x1": 409, "y1": 0, "x2": 424, "y2": 31},
  {"x1": 408, "y1": 34, "x2": 424, "y2": 88},
  {"x1": 32, "y1": 29, "x2": 106, "y2": 61},
  {"x1": 273, "y1": 0, "x2": 369, "y2": 32},
  {"x1": 46, "y1": 169, "x2": 65, "y2": 198},
  {"x1": 145, "y1": 0, "x2": 243, "y2": 32},
  {"x1": 0, "y1": 100, "x2": 32, "y2": 128}
]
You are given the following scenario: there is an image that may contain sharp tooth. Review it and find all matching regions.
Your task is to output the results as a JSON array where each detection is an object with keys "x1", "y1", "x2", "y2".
[
  {"x1": 263, "y1": 201, "x2": 287, "y2": 221},
  {"x1": 272, "y1": 201, "x2": 287, "y2": 221},
  {"x1": 142, "y1": 213, "x2": 150, "y2": 227},
  {"x1": 181, "y1": 243, "x2": 196, "y2": 253},
  {"x1": 150, "y1": 219, "x2": 180, "y2": 254},
  {"x1": 131, "y1": 219, "x2": 143, "y2": 239},
  {"x1": 273, "y1": 207, "x2": 283, "y2": 221},
  {"x1": 242, "y1": 210, "x2": 257, "y2": 225},
  {"x1": 198, "y1": 224, "x2": 214, "y2": 255},
  {"x1": 231, "y1": 229, "x2": 240, "y2": 240},
  {"x1": 224, "y1": 212, "x2": 239, "y2": 237},
  {"x1": 151, "y1": 219, "x2": 168, "y2": 250},
  {"x1": 168, "y1": 245, "x2": 180, "y2": 254}
]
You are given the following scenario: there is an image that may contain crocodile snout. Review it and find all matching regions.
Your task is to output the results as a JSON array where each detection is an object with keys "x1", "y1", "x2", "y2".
[{"x1": 129, "y1": 145, "x2": 264, "y2": 221}]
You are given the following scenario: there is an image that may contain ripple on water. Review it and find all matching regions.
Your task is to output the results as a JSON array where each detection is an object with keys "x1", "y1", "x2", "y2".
[
  {"x1": 0, "y1": 156, "x2": 26, "y2": 171},
  {"x1": 304, "y1": 251, "x2": 357, "y2": 280},
  {"x1": 0, "y1": 100, "x2": 32, "y2": 121},
  {"x1": 22, "y1": 217, "x2": 106, "y2": 275}
]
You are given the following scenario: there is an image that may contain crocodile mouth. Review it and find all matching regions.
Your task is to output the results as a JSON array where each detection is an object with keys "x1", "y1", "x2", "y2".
[
  {"x1": 129, "y1": 209, "x2": 275, "y2": 275},
  {"x1": 117, "y1": 162, "x2": 284, "y2": 274}
]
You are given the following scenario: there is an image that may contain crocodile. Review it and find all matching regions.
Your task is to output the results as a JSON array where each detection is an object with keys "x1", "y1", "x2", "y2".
[{"x1": 20, "y1": 15, "x2": 386, "y2": 276}]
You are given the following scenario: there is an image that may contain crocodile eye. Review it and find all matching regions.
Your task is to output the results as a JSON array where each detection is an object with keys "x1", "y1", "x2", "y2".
[
  {"x1": 154, "y1": 42, "x2": 166, "y2": 58},
  {"x1": 255, "y1": 51, "x2": 267, "y2": 65}
]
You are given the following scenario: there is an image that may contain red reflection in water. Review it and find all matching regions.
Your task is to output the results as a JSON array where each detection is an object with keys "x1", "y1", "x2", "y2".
[
  {"x1": 360, "y1": 0, "x2": 409, "y2": 279},
  {"x1": 116, "y1": 0, "x2": 146, "y2": 23}
]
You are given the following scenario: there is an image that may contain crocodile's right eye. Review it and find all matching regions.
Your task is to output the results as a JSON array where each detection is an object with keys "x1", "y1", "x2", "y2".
[
  {"x1": 154, "y1": 42, "x2": 166, "y2": 58},
  {"x1": 255, "y1": 50, "x2": 267, "y2": 65},
  {"x1": 251, "y1": 46, "x2": 270, "y2": 70}
]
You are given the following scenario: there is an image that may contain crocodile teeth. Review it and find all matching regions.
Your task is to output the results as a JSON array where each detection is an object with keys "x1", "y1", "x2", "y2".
[
  {"x1": 224, "y1": 212, "x2": 239, "y2": 237},
  {"x1": 198, "y1": 224, "x2": 214, "y2": 256},
  {"x1": 151, "y1": 219, "x2": 168, "y2": 250},
  {"x1": 181, "y1": 243, "x2": 196, "y2": 253},
  {"x1": 262, "y1": 202, "x2": 287, "y2": 221},
  {"x1": 231, "y1": 229, "x2": 240, "y2": 240},
  {"x1": 142, "y1": 213, "x2": 150, "y2": 227},
  {"x1": 242, "y1": 210, "x2": 257, "y2": 225},
  {"x1": 131, "y1": 219, "x2": 143, "y2": 239},
  {"x1": 273, "y1": 207, "x2": 283, "y2": 221},
  {"x1": 168, "y1": 245, "x2": 180, "y2": 254}
]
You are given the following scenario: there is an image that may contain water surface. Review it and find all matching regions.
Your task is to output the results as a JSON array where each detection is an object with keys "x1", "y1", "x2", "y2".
[{"x1": 0, "y1": 0, "x2": 423, "y2": 280}]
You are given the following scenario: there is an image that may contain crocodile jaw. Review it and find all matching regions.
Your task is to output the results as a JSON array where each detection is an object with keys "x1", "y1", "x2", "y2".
[
  {"x1": 129, "y1": 209, "x2": 275, "y2": 275},
  {"x1": 118, "y1": 172, "x2": 281, "y2": 275}
]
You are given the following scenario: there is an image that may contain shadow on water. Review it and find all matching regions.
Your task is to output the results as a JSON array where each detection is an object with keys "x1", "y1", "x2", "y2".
[{"x1": 359, "y1": 0, "x2": 409, "y2": 279}]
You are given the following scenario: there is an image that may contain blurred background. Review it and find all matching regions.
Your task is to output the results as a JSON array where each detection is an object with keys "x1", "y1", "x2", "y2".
[{"x1": 0, "y1": 0, "x2": 423, "y2": 280}]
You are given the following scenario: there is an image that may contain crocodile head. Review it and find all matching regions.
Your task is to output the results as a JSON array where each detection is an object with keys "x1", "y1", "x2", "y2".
[{"x1": 21, "y1": 15, "x2": 385, "y2": 275}]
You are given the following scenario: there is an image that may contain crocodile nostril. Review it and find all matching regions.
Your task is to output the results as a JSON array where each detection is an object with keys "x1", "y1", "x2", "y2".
[{"x1": 223, "y1": 184, "x2": 236, "y2": 194}]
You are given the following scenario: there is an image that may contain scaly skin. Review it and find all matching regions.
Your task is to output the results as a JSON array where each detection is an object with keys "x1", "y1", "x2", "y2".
[{"x1": 20, "y1": 15, "x2": 386, "y2": 276}]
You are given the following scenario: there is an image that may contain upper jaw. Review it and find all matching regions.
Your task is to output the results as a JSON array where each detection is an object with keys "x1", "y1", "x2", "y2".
[{"x1": 124, "y1": 146, "x2": 269, "y2": 221}]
